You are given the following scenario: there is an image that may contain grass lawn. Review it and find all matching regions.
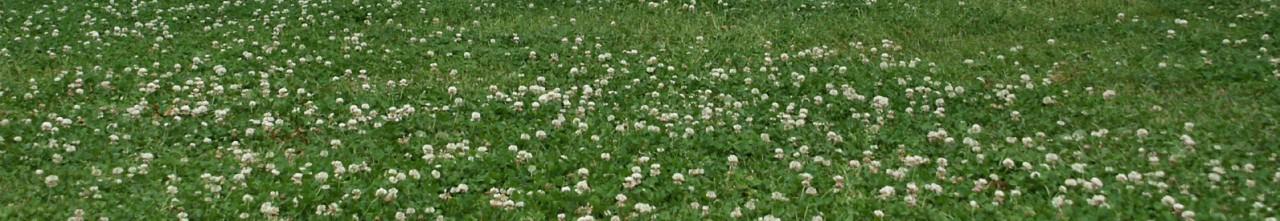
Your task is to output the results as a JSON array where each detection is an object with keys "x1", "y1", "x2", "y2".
[{"x1": 1, "y1": 0, "x2": 1278, "y2": 220}]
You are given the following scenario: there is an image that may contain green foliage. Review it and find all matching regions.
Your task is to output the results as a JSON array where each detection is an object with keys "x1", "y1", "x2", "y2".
[{"x1": 0, "y1": 0, "x2": 1277, "y2": 220}]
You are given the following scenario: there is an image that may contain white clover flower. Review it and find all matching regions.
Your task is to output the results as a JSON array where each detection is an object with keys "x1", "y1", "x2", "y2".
[
  {"x1": 878, "y1": 186, "x2": 895, "y2": 199},
  {"x1": 615, "y1": 194, "x2": 628, "y2": 204},
  {"x1": 1180, "y1": 134, "x2": 1197, "y2": 147},
  {"x1": 44, "y1": 175, "x2": 59, "y2": 188},
  {"x1": 770, "y1": 192, "x2": 788, "y2": 201},
  {"x1": 1087, "y1": 195, "x2": 1108, "y2": 207},
  {"x1": 41, "y1": 122, "x2": 55, "y2": 132},
  {"x1": 259, "y1": 202, "x2": 279, "y2": 217},
  {"x1": 574, "y1": 180, "x2": 591, "y2": 194},
  {"x1": 139, "y1": 153, "x2": 155, "y2": 163},
  {"x1": 634, "y1": 203, "x2": 654, "y2": 213},
  {"x1": 872, "y1": 96, "x2": 890, "y2": 109},
  {"x1": 1180, "y1": 211, "x2": 1195, "y2": 220},
  {"x1": 1102, "y1": 90, "x2": 1116, "y2": 100},
  {"x1": 1161, "y1": 196, "x2": 1178, "y2": 206},
  {"x1": 1042, "y1": 96, "x2": 1057, "y2": 105}
]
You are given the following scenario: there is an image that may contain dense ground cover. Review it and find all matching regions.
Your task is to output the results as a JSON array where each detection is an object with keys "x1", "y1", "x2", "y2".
[{"x1": 1, "y1": 0, "x2": 1278, "y2": 220}]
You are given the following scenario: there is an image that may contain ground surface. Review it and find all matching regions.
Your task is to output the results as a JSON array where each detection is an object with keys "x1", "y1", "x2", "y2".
[{"x1": 1, "y1": 0, "x2": 1279, "y2": 220}]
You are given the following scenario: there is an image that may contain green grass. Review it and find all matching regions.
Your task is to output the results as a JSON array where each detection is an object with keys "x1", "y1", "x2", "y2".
[{"x1": 1, "y1": 0, "x2": 1278, "y2": 220}]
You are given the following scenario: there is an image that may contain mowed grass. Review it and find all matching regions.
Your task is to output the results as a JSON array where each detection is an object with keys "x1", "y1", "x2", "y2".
[{"x1": 1, "y1": 0, "x2": 1278, "y2": 220}]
